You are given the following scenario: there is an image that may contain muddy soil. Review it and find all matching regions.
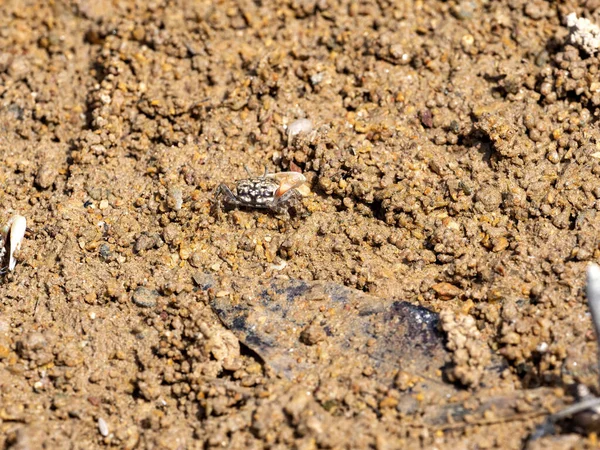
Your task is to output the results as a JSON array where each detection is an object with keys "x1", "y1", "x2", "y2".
[{"x1": 1, "y1": 0, "x2": 600, "y2": 448}]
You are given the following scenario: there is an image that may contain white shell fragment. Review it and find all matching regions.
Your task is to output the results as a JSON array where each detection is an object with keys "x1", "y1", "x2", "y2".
[
  {"x1": 7, "y1": 215, "x2": 26, "y2": 271},
  {"x1": 287, "y1": 118, "x2": 313, "y2": 137},
  {"x1": 566, "y1": 13, "x2": 600, "y2": 55},
  {"x1": 98, "y1": 417, "x2": 109, "y2": 437}
]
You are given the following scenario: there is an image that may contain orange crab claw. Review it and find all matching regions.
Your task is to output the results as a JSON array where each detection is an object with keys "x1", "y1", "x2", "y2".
[{"x1": 268, "y1": 171, "x2": 308, "y2": 197}]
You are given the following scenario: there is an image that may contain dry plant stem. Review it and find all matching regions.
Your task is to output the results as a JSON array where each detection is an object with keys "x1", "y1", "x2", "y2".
[
  {"x1": 586, "y1": 263, "x2": 600, "y2": 384},
  {"x1": 550, "y1": 396, "x2": 600, "y2": 421},
  {"x1": 543, "y1": 264, "x2": 600, "y2": 428}
]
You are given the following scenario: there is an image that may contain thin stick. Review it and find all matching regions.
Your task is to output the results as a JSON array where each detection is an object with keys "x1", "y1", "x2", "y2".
[
  {"x1": 527, "y1": 264, "x2": 600, "y2": 443},
  {"x1": 587, "y1": 263, "x2": 600, "y2": 385},
  {"x1": 550, "y1": 396, "x2": 600, "y2": 421}
]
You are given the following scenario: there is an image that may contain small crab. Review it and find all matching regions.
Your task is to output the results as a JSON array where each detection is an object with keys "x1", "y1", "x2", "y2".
[
  {"x1": 0, "y1": 215, "x2": 26, "y2": 274},
  {"x1": 213, "y1": 166, "x2": 308, "y2": 216}
]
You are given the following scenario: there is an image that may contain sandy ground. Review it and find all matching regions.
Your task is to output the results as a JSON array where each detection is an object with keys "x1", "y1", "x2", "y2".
[{"x1": 1, "y1": 0, "x2": 600, "y2": 448}]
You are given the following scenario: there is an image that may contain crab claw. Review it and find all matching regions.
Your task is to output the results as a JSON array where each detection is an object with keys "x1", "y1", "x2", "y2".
[
  {"x1": 6, "y1": 215, "x2": 26, "y2": 271},
  {"x1": 267, "y1": 171, "x2": 309, "y2": 197}
]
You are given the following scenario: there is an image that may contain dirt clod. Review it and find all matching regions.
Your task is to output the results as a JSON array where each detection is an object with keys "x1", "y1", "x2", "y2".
[{"x1": 0, "y1": 1, "x2": 598, "y2": 448}]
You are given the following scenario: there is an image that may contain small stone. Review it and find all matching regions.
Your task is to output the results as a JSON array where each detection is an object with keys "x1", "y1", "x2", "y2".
[
  {"x1": 192, "y1": 273, "x2": 214, "y2": 289},
  {"x1": 547, "y1": 150, "x2": 560, "y2": 163},
  {"x1": 475, "y1": 187, "x2": 502, "y2": 212},
  {"x1": 362, "y1": 365, "x2": 374, "y2": 376},
  {"x1": 132, "y1": 287, "x2": 159, "y2": 308},
  {"x1": 99, "y1": 200, "x2": 109, "y2": 210},
  {"x1": 0, "y1": 52, "x2": 13, "y2": 72},
  {"x1": 188, "y1": 252, "x2": 203, "y2": 268},
  {"x1": 167, "y1": 186, "x2": 183, "y2": 211},
  {"x1": 394, "y1": 371, "x2": 415, "y2": 391},
  {"x1": 284, "y1": 390, "x2": 311, "y2": 419},
  {"x1": 179, "y1": 245, "x2": 192, "y2": 260},
  {"x1": 310, "y1": 72, "x2": 325, "y2": 85},
  {"x1": 132, "y1": 26, "x2": 145, "y2": 41},
  {"x1": 134, "y1": 233, "x2": 158, "y2": 253},
  {"x1": 461, "y1": 34, "x2": 475, "y2": 51},
  {"x1": 35, "y1": 163, "x2": 57, "y2": 189},
  {"x1": 99, "y1": 243, "x2": 111, "y2": 260},
  {"x1": 420, "y1": 109, "x2": 433, "y2": 128},
  {"x1": 300, "y1": 323, "x2": 327, "y2": 345},
  {"x1": 0, "y1": 344, "x2": 10, "y2": 359},
  {"x1": 379, "y1": 396, "x2": 399, "y2": 409},
  {"x1": 492, "y1": 237, "x2": 509, "y2": 252},
  {"x1": 162, "y1": 223, "x2": 180, "y2": 245},
  {"x1": 432, "y1": 282, "x2": 462, "y2": 300}
]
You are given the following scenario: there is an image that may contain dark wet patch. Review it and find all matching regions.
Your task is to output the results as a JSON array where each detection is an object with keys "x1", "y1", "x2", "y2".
[{"x1": 204, "y1": 276, "x2": 451, "y2": 386}]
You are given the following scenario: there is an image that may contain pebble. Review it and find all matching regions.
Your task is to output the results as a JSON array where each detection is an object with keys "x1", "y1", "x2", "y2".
[
  {"x1": 432, "y1": 282, "x2": 462, "y2": 300},
  {"x1": 98, "y1": 417, "x2": 109, "y2": 437},
  {"x1": 310, "y1": 72, "x2": 325, "y2": 85},
  {"x1": 167, "y1": 185, "x2": 183, "y2": 211},
  {"x1": 35, "y1": 163, "x2": 57, "y2": 189},
  {"x1": 134, "y1": 233, "x2": 159, "y2": 253},
  {"x1": 99, "y1": 243, "x2": 111, "y2": 260},
  {"x1": 132, "y1": 287, "x2": 159, "y2": 308},
  {"x1": 162, "y1": 223, "x2": 180, "y2": 245},
  {"x1": 0, "y1": 344, "x2": 10, "y2": 359},
  {"x1": 192, "y1": 272, "x2": 214, "y2": 290},
  {"x1": 475, "y1": 187, "x2": 502, "y2": 212},
  {"x1": 420, "y1": 109, "x2": 434, "y2": 128}
]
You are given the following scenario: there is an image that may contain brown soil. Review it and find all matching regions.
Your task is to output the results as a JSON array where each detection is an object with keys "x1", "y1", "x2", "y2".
[{"x1": 1, "y1": 0, "x2": 600, "y2": 448}]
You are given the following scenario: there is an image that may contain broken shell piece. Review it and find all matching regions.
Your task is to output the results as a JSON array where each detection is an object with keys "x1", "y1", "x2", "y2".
[
  {"x1": 1, "y1": 215, "x2": 27, "y2": 272},
  {"x1": 287, "y1": 118, "x2": 313, "y2": 138},
  {"x1": 286, "y1": 118, "x2": 314, "y2": 146},
  {"x1": 266, "y1": 171, "x2": 310, "y2": 197}
]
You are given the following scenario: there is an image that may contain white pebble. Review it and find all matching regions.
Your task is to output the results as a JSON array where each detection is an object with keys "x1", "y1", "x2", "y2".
[
  {"x1": 98, "y1": 417, "x2": 109, "y2": 437},
  {"x1": 167, "y1": 186, "x2": 183, "y2": 211},
  {"x1": 536, "y1": 342, "x2": 548, "y2": 353},
  {"x1": 310, "y1": 72, "x2": 325, "y2": 85},
  {"x1": 287, "y1": 118, "x2": 313, "y2": 137},
  {"x1": 99, "y1": 94, "x2": 112, "y2": 105}
]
